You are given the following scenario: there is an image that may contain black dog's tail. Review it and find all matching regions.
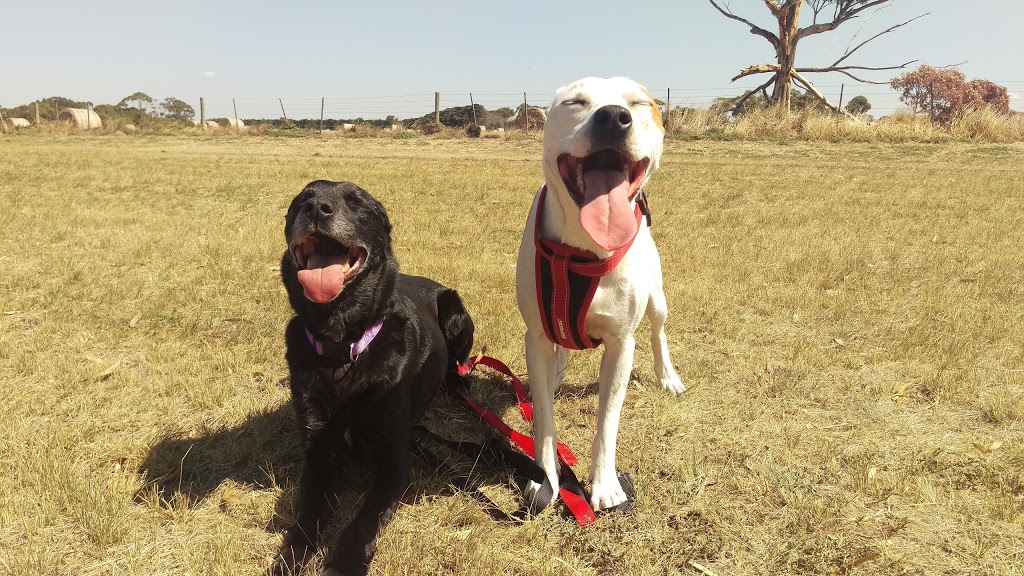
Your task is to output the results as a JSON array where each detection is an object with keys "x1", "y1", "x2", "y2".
[{"x1": 437, "y1": 288, "x2": 474, "y2": 385}]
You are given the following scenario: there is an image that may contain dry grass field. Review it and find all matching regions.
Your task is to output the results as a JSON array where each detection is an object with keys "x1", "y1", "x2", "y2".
[{"x1": 1, "y1": 134, "x2": 1023, "y2": 575}]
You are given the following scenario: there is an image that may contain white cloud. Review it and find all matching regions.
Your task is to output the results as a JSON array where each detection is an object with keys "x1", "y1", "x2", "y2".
[{"x1": 200, "y1": 70, "x2": 216, "y2": 79}]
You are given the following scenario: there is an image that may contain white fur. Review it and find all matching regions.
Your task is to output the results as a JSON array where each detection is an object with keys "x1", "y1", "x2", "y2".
[{"x1": 515, "y1": 77, "x2": 685, "y2": 512}]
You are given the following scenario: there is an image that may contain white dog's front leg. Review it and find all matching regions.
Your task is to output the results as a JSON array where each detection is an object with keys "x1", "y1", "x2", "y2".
[
  {"x1": 589, "y1": 335, "x2": 635, "y2": 511},
  {"x1": 648, "y1": 288, "x2": 685, "y2": 395},
  {"x1": 524, "y1": 329, "x2": 561, "y2": 510},
  {"x1": 553, "y1": 345, "x2": 569, "y2": 394}
]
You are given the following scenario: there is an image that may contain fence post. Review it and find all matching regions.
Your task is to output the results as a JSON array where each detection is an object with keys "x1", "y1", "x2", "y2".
[
  {"x1": 470, "y1": 93, "x2": 477, "y2": 126},
  {"x1": 665, "y1": 88, "x2": 671, "y2": 130},
  {"x1": 0, "y1": 108, "x2": 7, "y2": 134},
  {"x1": 279, "y1": 98, "x2": 288, "y2": 122},
  {"x1": 35, "y1": 102, "x2": 40, "y2": 125},
  {"x1": 232, "y1": 98, "x2": 240, "y2": 132},
  {"x1": 200, "y1": 97, "x2": 206, "y2": 128},
  {"x1": 929, "y1": 82, "x2": 935, "y2": 120},
  {"x1": 523, "y1": 92, "x2": 529, "y2": 133},
  {"x1": 838, "y1": 84, "x2": 845, "y2": 112},
  {"x1": 434, "y1": 92, "x2": 440, "y2": 125},
  {"x1": 319, "y1": 97, "x2": 325, "y2": 135},
  {"x1": 87, "y1": 103, "x2": 92, "y2": 130}
]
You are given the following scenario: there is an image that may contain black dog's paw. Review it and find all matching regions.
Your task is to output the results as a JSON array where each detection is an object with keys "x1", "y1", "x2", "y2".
[
  {"x1": 322, "y1": 562, "x2": 369, "y2": 576},
  {"x1": 322, "y1": 566, "x2": 359, "y2": 576},
  {"x1": 323, "y1": 542, "x2": 373, "y2": 576},
  {"x1": 269, "y1": 543, "x2": 315, "y2": 576}
]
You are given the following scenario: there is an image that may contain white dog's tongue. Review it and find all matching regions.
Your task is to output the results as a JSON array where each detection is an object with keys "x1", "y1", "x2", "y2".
[
  {"x1": 580, "y1": 169, "x2": 638, "y2": 251},
  {"x1": 297, "y1": 253, "x2": 347, "y2": 304}
]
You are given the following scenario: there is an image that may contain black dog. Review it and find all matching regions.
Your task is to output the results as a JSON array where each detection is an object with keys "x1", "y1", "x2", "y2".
[{"x1": 273, "y1": 180, "x2": 474, "y2": 575}]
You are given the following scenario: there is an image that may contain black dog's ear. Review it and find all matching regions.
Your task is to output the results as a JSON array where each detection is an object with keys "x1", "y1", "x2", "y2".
[{"x1": 376, "y1": 205, "x2": 393, "y2": 235}]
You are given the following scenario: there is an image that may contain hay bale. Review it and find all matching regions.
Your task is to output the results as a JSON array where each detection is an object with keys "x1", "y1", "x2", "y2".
[
  {"x1": 505, "y1": 106, "x2": 546, "y2": 130},
  {"x1": 204, "y1": 120, "x2": 219, "y2": 128},
  {"x1": 217, "y1": 118, "x2": 245, "y2": 129},
  {"x1": 57, "y1": 108, "x2": 102, "y2": 130},
  {"x1": 8, "y1": 118, "x2": 30, "y2": 128}
]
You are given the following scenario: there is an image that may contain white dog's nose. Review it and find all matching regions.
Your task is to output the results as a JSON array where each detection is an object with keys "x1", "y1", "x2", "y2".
[{"x1": 593, "y1": 105, "x2": 632, "y2": 133}]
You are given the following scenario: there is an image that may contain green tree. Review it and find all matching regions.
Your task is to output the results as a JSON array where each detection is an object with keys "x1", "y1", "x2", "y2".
[
  {"x1": 844, "y1": 95, "x2": 871, "y2": 116},
  {"x1": 712, "y1": 93, "x2": 768, "y2": 117},
  {"x1": 160, "y1": 97, "x2": 195, "y2": 122},
  {"x1": 2, "y1": 96, "x2": 89, "y2": 122},
  {"x1": 118, "y1": 92, "x2": 155, "y2": 113}
]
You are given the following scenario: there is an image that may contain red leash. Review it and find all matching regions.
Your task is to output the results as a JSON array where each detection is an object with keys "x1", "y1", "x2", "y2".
[{"x1": 454, "y1": 354, "x2": 597, "y2": 526}]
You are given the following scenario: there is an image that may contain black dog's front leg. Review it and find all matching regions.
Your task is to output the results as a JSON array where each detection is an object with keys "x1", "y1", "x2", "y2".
[
  {"x1": 273, "y1": 358, "x2": 339, "y2": 574},
  {"x1": 273, "y1": 428, "x2": 338, "y2": 573},
  {"x1": 323, "y1": 409, "x2": 411, "y2": 576}
]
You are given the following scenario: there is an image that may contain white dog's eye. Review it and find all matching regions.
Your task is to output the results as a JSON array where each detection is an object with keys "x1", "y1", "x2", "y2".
[
  {"x1": 562, "y1": 98, "x2": 588, "y2": 107},
  {"x1": 630, "y1": 100, "x2": 652, "y2": 108}
]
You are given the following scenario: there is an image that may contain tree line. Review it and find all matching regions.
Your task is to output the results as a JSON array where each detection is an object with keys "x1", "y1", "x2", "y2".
[{"x1": 1, "y1": 92, "x2": 196, "y2": 125}]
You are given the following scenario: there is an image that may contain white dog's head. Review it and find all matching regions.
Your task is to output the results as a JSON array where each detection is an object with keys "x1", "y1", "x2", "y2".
[{"x1": 542, "y1": 77, "x2": 664, "y2": 252}]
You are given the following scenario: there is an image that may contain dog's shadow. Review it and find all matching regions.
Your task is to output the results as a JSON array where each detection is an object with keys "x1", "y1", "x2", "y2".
[{"x1": 137, "y1": 373, "x2": 528, "y2": 534}]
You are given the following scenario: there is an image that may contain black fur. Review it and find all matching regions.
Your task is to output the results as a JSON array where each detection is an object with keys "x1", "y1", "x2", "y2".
[{"x1": 273, "y1": 180, "x2": 474, "y2": 575}]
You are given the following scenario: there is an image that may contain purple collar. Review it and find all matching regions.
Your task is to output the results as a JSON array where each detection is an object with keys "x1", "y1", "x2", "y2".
[{"x1": 305, "y1": 316, "x2": 385, "y2": 363}]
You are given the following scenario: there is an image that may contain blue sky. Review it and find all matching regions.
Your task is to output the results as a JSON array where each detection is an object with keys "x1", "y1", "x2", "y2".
[{"x1": 2, "y1": 0, "x2": 1021, "y2": 119}]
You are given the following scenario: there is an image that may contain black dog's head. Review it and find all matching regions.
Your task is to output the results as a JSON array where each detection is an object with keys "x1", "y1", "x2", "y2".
[{"x1": 281, "y1": 180, "x2": 397, "y2": 334}]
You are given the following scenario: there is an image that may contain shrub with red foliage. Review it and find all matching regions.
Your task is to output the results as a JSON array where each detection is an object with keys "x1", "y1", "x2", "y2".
[{"x1": 891, "y1": 65, "x2": 1010, "y2": 123}]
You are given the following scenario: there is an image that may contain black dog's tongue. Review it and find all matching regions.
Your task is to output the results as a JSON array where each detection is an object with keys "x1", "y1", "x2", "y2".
[{"x1": 297, "y1": 253, "x2": 347, "y2": 304}]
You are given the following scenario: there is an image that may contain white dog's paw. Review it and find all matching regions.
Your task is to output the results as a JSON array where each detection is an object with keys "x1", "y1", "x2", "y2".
[
  {"x1": 589, "y1": 472, "x2": 628, "y2": 511},
  {"x1": 661, "y1": 373, "x2": 686, "y2": 396},
  {"x1": 524, "y1": 478, "x2": 559, "y2": 513}
]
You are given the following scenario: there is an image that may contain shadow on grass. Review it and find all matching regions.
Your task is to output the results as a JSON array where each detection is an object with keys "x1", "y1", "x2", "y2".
[
  {"x1": 138, "y1": 404, "x2": 303, "y2": 503},
  {"x1": 137, "y1": 373, "x2": 532, "y2": 533}
]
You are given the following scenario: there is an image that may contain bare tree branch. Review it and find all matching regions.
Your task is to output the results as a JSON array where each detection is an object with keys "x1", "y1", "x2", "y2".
[
  {"x1": 833, "y1": 13, "x2": 928, "y2": 68},
  {"x1": 731, "y1": 64, "x2": 781, "y2": 81},
  {"x1": 797, "y1": 0, "x2": 893, "y2": 40},
  {"x1": 707, "y1": 0, "x2": 780, "y2": 50},
  {"x1": 798, "y1": 61, "x2": 918, "y2": 74},
  {"x1": 806, "y1": 0, "x2": 831, "y2": 25},
  {"x1": 825, "y1": 69, "x2": 887, "y2": 84},
  {"x1": 791, "y1": 71, "x2": 863, "y2": 120},
  {"x1": 842, "y1": 4, "x2": 887, "y2": 57},
  {"x1": 728, "y1": 76, "x2": 777, "y2": 113}
]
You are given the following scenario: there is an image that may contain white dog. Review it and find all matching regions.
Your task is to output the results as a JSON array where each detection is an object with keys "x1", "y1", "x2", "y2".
[{"x1": 515, "y1": 77, "x2": 685, "y2": 512}]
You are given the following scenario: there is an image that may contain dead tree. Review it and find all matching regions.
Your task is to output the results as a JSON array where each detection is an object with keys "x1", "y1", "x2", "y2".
[{"x1": 708, "y1": 0, "x2": 926, "y2": 115}]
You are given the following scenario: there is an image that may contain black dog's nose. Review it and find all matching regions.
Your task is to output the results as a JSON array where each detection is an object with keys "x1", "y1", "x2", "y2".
[
  {"x1": 593, "y1": 105, "x2": 632, "y2": 132},
  {"x1": 302, "y1": 196, "x2": 336, "y2": 217}
]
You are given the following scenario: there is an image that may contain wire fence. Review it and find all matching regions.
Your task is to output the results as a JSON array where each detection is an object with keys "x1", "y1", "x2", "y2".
[{"x1": 196, "y1": 81, "x2": 1024, "y2": 123}]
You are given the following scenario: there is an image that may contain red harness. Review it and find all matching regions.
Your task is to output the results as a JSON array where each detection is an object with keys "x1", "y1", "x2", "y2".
[{"x1": 534, "y1": 186, "x2": 645, "y2": 349}]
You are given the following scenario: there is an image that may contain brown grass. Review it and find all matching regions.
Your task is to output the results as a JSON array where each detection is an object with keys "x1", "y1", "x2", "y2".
[{"x1": 1, "y1": 135, "x2": 1023, "y2": 575}]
